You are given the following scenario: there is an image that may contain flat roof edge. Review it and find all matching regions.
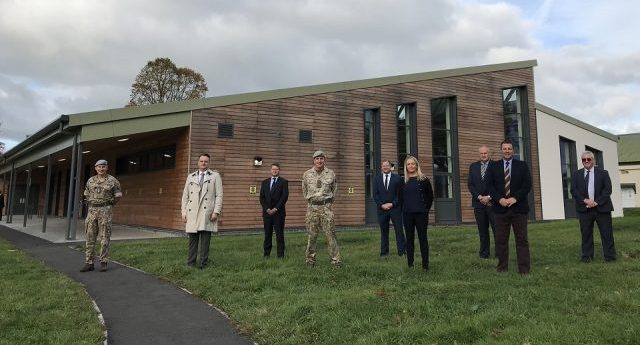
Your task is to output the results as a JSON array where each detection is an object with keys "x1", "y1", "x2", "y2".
[{"x1": 536, "y1": 102, "x2": 618, "y2": 142}]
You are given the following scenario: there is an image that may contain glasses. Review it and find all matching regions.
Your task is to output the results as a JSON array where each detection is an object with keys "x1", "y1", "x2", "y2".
[{"x1": 581, "y1": 158, "x2": 592, "y2": 162}]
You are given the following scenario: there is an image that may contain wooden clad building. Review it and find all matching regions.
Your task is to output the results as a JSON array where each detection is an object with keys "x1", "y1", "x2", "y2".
[{"x1": 0, "y1": 60, "x2": 541, "y2": 233}]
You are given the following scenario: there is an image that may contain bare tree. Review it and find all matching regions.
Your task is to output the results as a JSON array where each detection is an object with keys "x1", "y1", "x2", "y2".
[{"x1": 128, "y1": 57, "x2": 208, "y2": 106}]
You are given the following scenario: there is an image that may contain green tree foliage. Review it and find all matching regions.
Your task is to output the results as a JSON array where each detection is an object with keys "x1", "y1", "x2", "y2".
[{"x1": 128, "y1": 57, "x2": 208, "y2": 106}]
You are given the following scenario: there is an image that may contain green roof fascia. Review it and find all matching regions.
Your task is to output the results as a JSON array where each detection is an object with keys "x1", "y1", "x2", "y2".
[
  {"x1": 535, "y1": 103, "x2": 618, "y2": 142},
  {"x1": 66, "y1": 60, "x2": 538, "y2": 126},
  {"x1": 199, "y1": 59, "x2": 538, "y2": 108},
  {"x1": 617, "y1": 133, "x2": 640, "y2": 163},
  {"x1": 0, "y1": 135, "x2": 74, "y2": 174},
  {"x1": 79, "y1": 111, "x2": 191, "y2": 142}
]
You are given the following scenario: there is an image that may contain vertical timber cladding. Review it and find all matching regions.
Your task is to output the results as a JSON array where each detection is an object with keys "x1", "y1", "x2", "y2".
[{"x1": 190, "y1": 66, "x2": 539, "y2": 231}]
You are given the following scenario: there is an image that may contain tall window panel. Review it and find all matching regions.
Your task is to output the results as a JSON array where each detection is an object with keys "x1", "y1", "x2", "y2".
[
  {"x1": 396, "y1": 103, "x2": 417, "y2": 177},
  {"x1": 502, "y1": 88, "x2": 529, "y2": 161},
  {"x1": 364, "y1": 109, "x2": 380, "y2": 200},
  {"x1": 431, "y1": 98, "x2": 455, "y2": 199},
  {"x1": 560, "y1": 137, "x2": 577, "y2": 200}
]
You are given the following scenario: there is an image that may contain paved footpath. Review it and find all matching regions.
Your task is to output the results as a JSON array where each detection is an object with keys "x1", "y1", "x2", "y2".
[{"x1": 0, "y1": 225, "x2": 255, "y2": 345}]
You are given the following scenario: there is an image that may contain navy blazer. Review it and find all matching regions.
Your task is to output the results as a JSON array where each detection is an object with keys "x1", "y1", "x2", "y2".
[
  {"x1": 467, "y1": 160, "x2": 493, "y2": 208},
  {"x1": 487, "y1": 159, "x2": 531, "y2": 214},
  {"x1": 373, "y1": 173, "x2": 403, "y2": 212},
  {"x1": 259, "y1": 176, "x2": 289, "y2": 215},
  {"x1": 570, "y1": 167, "x2": 613, "y2": 213}
]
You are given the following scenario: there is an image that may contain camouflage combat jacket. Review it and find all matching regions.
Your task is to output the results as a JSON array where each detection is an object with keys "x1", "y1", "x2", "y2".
[
  {"x1": 84, "y1": 174, "x2": 122, "y2": 207},
  {"x1": 302, "y1": 167, "x2": 337, "y2": 204}
]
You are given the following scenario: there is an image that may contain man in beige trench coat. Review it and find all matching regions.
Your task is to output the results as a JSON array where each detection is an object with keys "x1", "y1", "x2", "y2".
[{"x1": 181, "y1": 153, "x2": 223, "y2": 269}]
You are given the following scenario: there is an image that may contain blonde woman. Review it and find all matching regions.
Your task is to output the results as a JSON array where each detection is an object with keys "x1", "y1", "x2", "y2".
[{"x1": 402, "y1": 156, "x2": 434, "y2": 271}]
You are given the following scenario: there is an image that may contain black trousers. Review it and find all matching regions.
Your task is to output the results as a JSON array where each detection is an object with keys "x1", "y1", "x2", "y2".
[
  {"x1": 578, "y1": 209, "x2": 616, "y2": 261},
  {"x1": 494, "y1": 210, "x2": 530, "y2": 274},
  {"x1": 403, "y1": 212, "x2": 429, "y2": 269},
  {"x1": 474, "y1": 206, "x2": 496, "y2": 258},
  {"x1": 187, "y1": 231, "x2": 211, "y2": 267},
  {"x1": 378, "y1": 207, "x2": 406, "y2": 256},
  {"x1": 263, "y1": 212, "x2": 286, "y2": 257}
]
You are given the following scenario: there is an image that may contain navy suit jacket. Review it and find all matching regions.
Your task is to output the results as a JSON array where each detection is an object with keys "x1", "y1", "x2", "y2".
[
  {"x1": 373, "y1": 173, "x2": 403, "y2": 212},
  {"x1": 487, "y1": 159, "x2": 532, "y2": 214},
  {"x1": 570, "y1": 167, "x2": 613, "y2": 213},
  {"x1": 467, "y1": 160, "x2": 493, "y2": 208},
  {"x1": 259, "y1": 176, "x2": 289, "y2": 215}
]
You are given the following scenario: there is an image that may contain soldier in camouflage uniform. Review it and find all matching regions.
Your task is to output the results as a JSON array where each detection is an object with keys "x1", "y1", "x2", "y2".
[
  {"x1": 80, "y1": 159, "x2": 122, "y2": 272},
  {"x1": 302, "y1": 150, "x2": 341, "y2": 266}
]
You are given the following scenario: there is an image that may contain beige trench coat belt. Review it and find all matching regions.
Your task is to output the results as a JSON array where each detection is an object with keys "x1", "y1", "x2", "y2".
[{"x1": 89, "y1": 202, "x2": 112, "y2": 207}]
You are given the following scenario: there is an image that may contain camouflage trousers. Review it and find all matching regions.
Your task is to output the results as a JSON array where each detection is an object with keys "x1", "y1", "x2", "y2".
[
  {"x1": 84, "y1": 206, "x2": 113, "y2": 264},
  {"x1": 305, "y1": 204, "x2": 341, "y2": 265}
]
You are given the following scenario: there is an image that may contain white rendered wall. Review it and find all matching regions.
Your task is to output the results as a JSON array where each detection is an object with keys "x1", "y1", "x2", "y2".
[{"x1": 536, "y1": 109, "x2": 623, "y2": 219}]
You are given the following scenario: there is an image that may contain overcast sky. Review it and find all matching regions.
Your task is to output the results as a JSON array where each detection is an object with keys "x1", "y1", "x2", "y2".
[{"x1": 1, "y1": 0, "x2": 639, "y2": 151}]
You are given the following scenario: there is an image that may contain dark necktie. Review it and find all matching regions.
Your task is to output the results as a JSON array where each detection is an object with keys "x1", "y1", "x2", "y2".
[
  {"x1": 585, "y1": 170, "x2": 590, "y2": 189},
  {"x1": 504, "y1": 161, "x2": 511, "y2": 197},
  {"x1": 271, "y1": 177, "x2": 277, "y2": 191},
  {"x1": 384, "y1": 174, "x2": 389, "y2": 190}
]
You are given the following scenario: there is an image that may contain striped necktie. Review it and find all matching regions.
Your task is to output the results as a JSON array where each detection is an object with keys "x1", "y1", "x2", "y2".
[
  {"x1": 504, "y1": 161, "x2": 511, "y2": 197},
  {"x1": 481, "y1": 162, "x2": 488, "y2": 180}
]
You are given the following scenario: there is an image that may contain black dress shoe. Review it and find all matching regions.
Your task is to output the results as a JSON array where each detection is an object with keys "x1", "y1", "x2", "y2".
[
  {"x1": 581, "y1": 257, "x2": 592, "y2": 263},
  {"x1": 99, "y1": 263, "x2": 108, "y2": 272}
]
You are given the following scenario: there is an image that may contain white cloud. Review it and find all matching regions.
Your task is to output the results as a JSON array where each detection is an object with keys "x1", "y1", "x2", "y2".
[{"x1": 1, "y1": 0, "x2": 639, "y2": 150}]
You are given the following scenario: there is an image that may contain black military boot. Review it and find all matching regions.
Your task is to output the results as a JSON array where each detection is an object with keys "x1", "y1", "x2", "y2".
[{"x1": 80, "y1": 263, "x2": 94, "y2": 272}]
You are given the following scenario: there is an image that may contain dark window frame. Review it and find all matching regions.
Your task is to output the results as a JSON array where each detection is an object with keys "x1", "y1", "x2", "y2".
[
  {"x1": 559, "y1": 136, "x2": 578, "y2": 200},
  {"x1": 396, "y1": 103, "x2": 418, "y2": 177},
  {"x1": 430, "y1": 97, "x2": 459, "y2": 200},
  {"x1": 502, "y1": 87, "x2": 530, "y2": 162}
]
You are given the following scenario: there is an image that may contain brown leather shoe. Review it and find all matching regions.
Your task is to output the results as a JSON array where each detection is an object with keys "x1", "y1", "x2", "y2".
[
  {"x1": 80, "y1": 263, "x2": 94, "y2": 272},
  {"x1": 99, "y1": 263, "x2": 108, "y2": 272}
]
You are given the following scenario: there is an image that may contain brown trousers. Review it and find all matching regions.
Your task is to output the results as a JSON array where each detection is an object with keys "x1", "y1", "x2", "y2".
[{"x1": 494, "y1": 209, "x2": 530, "y2": 274}]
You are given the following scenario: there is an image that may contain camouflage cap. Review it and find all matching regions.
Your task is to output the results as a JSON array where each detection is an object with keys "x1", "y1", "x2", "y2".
[
  {"x1": 95, "y1": 159, "x2": 108, "y2": 166},
  {"x1": 312, "y1": 150, "x2": 325, "y2": 158}
]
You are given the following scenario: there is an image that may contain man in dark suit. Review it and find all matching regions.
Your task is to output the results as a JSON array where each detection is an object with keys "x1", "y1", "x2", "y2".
[
  {"x1": 373, "y1": 160, "x2": 406, "y2": 256},
  {"x1": 487, "y1": 140, "x2": 532, "y2": 274},
  {"x1": 570, "y1": 151, "x2": 616, "y2": 263},
  {"x1": 259, "y1": 163, "x2": 289, "y2": 258},
  {"x1": 467, "y1": 145, "x2": 496, "y2": 258}
]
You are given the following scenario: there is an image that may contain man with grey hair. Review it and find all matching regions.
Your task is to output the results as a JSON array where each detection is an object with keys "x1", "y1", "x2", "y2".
[
  {"x1": 571, "y1": 151, "x2": 617, "y2": 263},
  {"x1": 468, "y1": 145, "x2": 496, "y2": 258},
  {"x1": 80, "y1": 159, "x2": 122, "y2": 272},
  {"x1": 302, "y1": 150, "x2": 341, "y2": 266}
]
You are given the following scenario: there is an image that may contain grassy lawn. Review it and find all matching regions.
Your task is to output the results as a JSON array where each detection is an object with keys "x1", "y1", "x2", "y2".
[
  {"x1": 111, "y1": 211, "x2": 640, "y2": 345},
  {"x1": 0, "y1": 239, "x2": 105, "y2": 345}
]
